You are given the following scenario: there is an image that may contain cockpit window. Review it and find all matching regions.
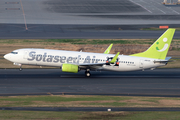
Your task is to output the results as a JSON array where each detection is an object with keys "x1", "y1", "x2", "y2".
[{"x1": 11, "y1": 52, "x2": 18, "y2": 54}]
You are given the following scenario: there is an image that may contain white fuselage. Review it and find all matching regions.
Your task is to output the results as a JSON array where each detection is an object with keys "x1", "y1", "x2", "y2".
[{"x1": 4, "y1": 48, "x2": 166, "y2": 72}]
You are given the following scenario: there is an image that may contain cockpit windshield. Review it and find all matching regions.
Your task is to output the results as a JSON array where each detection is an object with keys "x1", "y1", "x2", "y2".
[{"x1": 11, "y1": 52, "x2": 18, "y2": 54}]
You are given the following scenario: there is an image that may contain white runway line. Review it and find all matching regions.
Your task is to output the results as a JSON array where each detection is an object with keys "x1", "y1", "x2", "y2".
[
  {"x1": 167, "y1": 7, "x2": 180, "y2": 14},
  {"x1": 150, "y1": 0, "x2": 167, "y2": 14},
  {"x1": 158, "y1": 9, "x2": 166, "y2": 14},
  {"x1": 152, "y1": 0, "x2": 179, "y2": 14},
  {"x1": 142, "y1": 0, "x2": 166, "y2": 14},
  {"x1": 129, "y1": 0, "x2": 152, "y2": 13}
]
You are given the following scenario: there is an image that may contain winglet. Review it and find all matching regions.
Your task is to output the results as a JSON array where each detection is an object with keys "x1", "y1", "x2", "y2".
[
  {"x1": 109, "y1": 52, "x2": 120, "y2": 63},
  {"x1": 104, "y1": 44, "x2": 113, "y2": 54}
]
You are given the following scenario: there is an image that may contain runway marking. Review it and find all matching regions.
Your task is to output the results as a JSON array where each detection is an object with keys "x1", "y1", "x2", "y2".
[
  {"x1": 140, "y1": 0, "x2": 166, "y2": 14},
  {"x1": 20, "y1": 0, "x2": 28, "y2": 30},
  {"x1": 151, "y1": 0, "x2": 180, "y2": 14},
  {"x1": 129, "y1": 0, "x2": 152, "y2": 13},
  {"x1": 158, "y1": 9, "x2": 166, "y2": 14},
  {"x1": 167, "y1": 7, "x2": 180, "y2": 14}
]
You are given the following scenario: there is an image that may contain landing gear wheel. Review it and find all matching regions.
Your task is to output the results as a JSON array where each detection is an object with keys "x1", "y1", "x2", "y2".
[
  {"x1": 19, "y1": 65, "x2": 22, "y2": 71},
  {"x1": 85, "y1": 71, "x2": 91, "y2": 77}
]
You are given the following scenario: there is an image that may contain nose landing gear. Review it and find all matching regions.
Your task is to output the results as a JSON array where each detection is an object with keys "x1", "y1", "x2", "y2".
[
  {"x1": 85, "y1": 69, "x2": 91, "y2": 77},
  {"x1": 19, "y1": 65, "x2": 22, "y2": 71}
]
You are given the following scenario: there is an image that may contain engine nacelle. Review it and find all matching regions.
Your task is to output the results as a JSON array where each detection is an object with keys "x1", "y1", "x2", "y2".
[{"x1": 62, "y1": 64, "x2": 79, "y2": 73}]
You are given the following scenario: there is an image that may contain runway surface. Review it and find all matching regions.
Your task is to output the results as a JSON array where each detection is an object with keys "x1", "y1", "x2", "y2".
[
  {"x1": 1, "y1": 24, "x2": 180, "y2": 39},
  {"x1": 0, "y1": 68, "x2": 180, "y2": 97},
  {"x1": 0, "y1": 0, "x2": 180, "y2": 25},
  {"x1": 1, "y1": 0, "x2": 180, "y2": 39}
]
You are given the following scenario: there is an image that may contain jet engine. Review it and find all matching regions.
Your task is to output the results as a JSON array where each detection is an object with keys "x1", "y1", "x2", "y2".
[{"x1": 62, "y1": 64, "x2": 79, "y2": 73}]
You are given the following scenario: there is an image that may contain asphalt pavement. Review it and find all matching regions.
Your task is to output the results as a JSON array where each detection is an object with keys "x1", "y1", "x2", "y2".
[
  {"x1": 0, "y1": 68, "x2": 180, "y2": 97},
  {"x1": 1, "y1": 0, "x2": 180, "y2": 39},
  {"x1": 1, "y1": 24, "x2": 180, "y2": 39}
]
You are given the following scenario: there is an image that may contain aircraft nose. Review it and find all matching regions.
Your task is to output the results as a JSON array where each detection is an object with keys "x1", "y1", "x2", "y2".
[{"x1": 4, "y1": 54, "x2": 10, "y2": 60}]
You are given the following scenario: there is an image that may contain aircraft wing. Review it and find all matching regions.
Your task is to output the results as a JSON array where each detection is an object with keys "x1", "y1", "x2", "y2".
[
  {"x1": 76, "y1": 52, "x2": 120, "y2": 70},
  {"x1": 78, "y1": 63, "x2": 106, "y2": 66},
  {"x1": 78, "y1": 63, "x2": 106, "y2": 70}
]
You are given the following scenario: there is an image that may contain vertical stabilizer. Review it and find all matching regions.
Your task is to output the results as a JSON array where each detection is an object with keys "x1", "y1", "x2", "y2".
[{"x1": 130, "y1": 28, "x2": 175, "y2": 60}]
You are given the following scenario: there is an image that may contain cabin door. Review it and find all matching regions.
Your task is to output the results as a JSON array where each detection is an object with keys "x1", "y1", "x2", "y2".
[{"x1": 139, "y1": 59, "x2": 144, "y2": 68}]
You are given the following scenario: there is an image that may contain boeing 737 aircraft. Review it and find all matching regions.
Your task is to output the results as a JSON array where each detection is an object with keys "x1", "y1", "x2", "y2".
[{"x1": 4, "y1": 28, "x2": 175, "y2": 77}]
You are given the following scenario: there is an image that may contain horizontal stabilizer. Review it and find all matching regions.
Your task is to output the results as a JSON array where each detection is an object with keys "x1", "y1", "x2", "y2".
[
  {"x1": 154, "y1": 57, "x2": 173, "y2": 63},
  {"x1": 154, "y1": 60, "x2": 169, "y2": 63},
  {"x1": 165, "y1": 57, "x2": 172, "y2": 61}
]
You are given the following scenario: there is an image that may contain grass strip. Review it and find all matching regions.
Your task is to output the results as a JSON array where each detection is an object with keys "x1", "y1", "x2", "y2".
[
  {"x1": 0, "y1": 39, "x2": 180, "y2": 45},
  {"x1": 1, "y1": 95, "x2": 180, "y2": 119},
  {"x1": 0, "y1": 39, "x2": 156, "y2": 45},
  {"x1": 0, "y1": 111, "x2": 180, "y2": 120},
  {"x1": 1, "y1": 95, "x2": 180, "y2": 108}
]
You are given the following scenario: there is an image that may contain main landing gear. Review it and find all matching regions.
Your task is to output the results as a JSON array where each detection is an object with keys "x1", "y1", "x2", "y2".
[{"x1": 85, "y1": 69, "x2": 91, "y2": 77}]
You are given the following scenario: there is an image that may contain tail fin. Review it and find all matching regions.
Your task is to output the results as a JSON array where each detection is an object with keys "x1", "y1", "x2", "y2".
[{"x1": 130, "y1": 28, "x2": 175, "y2": 60}]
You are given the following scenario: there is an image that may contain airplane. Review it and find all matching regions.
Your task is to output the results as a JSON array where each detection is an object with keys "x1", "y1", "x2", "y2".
[{"x1": 4, "y1": 28, "x2": 175, "y2": 77}]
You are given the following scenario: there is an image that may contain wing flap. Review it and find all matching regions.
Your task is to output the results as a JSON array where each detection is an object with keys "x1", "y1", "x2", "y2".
[{"x1": 78, "y1": 63, "x2": 106, "y2": 66}]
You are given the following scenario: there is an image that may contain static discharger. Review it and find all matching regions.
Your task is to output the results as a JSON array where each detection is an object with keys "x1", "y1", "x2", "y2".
[{"x1": 162, "y1": 0, "x2": 180, "y2": 5}]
